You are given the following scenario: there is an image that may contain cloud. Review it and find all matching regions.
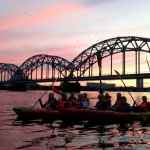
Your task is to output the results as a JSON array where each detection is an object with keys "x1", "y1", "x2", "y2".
[
  {"x1": 0, "y1": 2, "x2": 84, "y2": 31},
  {"x1": 0, "y1": 45, "x2": 81, "y2": 65},
  {"x1": 64, "y1": 0, "x2": 113, "y2": 6},
  {"x1": 80, "y1": 0, "x2": 112, "y2": 5},
  {"x1": 0, "y1": 34, "x2": 88, "y2": 65}
]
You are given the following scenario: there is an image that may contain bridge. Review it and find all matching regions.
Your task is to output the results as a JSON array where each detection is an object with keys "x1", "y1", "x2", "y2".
[{"x1": 1, "y1": 36, "x2": 150, "y2": 89}]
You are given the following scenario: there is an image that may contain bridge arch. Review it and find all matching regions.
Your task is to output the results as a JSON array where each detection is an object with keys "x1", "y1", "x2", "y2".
[
  {"x1": 19, "y1": 54, "x2": 73, "y2": 80},
  {"x1": 72, "y1": 36, "x2": 150, "y2": 77},
  {"x1": 0, "y1": 63, "x2": 19, "y2": 82}
]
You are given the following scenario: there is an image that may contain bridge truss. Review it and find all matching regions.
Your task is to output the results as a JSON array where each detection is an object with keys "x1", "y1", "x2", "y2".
[
  {"x1": 72, "y1": 36, "x2": 150, "y2": 77},
  {"x1": 1, "y1": 36, "x2": 150, "y2": 87},
  {"x1": 19, "y1": 54, "x2": 74, "y2": 80},
  {"x1": 0, "y1": 63, "x2": 19, "y2": 82}
]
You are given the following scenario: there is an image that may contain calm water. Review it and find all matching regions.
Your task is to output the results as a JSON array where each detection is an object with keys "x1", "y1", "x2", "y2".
[{"x1": 1, "y1": 90, "x2": 150, "y2": 150}]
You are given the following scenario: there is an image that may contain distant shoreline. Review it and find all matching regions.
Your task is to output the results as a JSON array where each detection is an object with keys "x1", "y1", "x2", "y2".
[{"x1": 0, "y1": 85, "x2": 150, "y2": 92}]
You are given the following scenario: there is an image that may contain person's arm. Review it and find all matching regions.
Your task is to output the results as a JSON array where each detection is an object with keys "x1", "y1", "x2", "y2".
[{"x1": 38, "y1": 99, "x2": 46, "y2": 108}]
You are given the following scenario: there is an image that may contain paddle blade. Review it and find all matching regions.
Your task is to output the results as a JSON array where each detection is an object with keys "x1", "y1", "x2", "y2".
[
  {"x1": 114, "y1": 69, "x2": 120, "y2": 75},
  {"x1": 146, "y1": 56, "x2": 150, "y2": 71}
]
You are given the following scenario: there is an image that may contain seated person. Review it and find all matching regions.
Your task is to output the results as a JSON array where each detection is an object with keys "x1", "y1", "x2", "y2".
[
  {"x1": 136, "y1": 96, "x2": 150, "y2": 112},
  {"x1": 104, "y1": 93, "x2": 111, "y2": 110},
  {"x1": 114, "y1": 96, "x2": 131, "y2": 112},
  {"x1": 66, "y1": 93, "x2": 78, "y2": 108},
  {"x1": 95, "y1": 93, "x2": 111, "y2": 110},
  {"x1": 79, "y1": 93, "x2": 90, "y2": 109},
  {"x1": 39, "y1": 93, "x2": 58, "y2": 110},
  {"x1": 95, "y1": 93, "x2": 103, "y2": 110},
  {"x1": 57, "y1": 94, "x2": 67, "y2": 109},
  {"x1": 113, "y1": 93, "x2": 122, "y2": 108}
]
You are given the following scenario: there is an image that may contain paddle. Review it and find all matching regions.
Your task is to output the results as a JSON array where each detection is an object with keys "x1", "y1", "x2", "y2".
[
  {"x1": 146, "y1": 56, "x2": 150, "y2": 71},
  {"x1": 38, "y1": 79, "x2": 59, "y2": 109},
  {"x1": 114, "y1": 69, "x2": 136, "y2": 105},
  {"x1": 31, "y1": 79, "x2": 57, "y2": 109},
  {"x1": 31, "y1": 91, "x2": 47, "y2": 109}
]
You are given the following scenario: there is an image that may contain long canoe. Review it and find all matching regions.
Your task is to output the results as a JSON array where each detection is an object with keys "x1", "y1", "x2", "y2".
[{"x1": 13, "y1": 106, "x2": 150, "y2": 123}]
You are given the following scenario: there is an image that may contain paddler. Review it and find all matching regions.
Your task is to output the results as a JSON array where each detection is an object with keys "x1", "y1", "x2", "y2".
[{"x1": 39, "y1": 93, "x2": 58, "y2": 110}]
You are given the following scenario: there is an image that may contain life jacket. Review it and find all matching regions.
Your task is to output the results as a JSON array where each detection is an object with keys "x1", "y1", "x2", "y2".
[
  {"x1": 79, "y1": 99, "x2": 89, "y2": 108},
  {"x1": 139, "y1": 102, "x2": 150, "y2": 111}
]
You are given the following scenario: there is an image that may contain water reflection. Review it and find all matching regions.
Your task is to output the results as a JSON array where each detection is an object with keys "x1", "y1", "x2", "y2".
[
  {"x1": 11, "y1": 112, "x2": 150, "y2": 150},
  {"x1": 97, "y1": 122, "x2": 150, "y2": 150},
  {"x1": 11, "y1": 120, "x2": 150, "y2": 150}
]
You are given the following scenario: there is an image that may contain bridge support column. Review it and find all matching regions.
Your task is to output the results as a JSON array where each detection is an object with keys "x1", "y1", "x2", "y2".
[
  {"x1": 97, "y1": 52, "x2": 103, "y2": 93},
  {"x1": 136, "y1": 78, "x2": 143, "y2": 88}
]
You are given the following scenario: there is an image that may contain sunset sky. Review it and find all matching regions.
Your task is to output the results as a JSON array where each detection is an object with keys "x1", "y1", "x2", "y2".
[{"x1": 1, "y1": 0, "x2": 150, "y2": 66}]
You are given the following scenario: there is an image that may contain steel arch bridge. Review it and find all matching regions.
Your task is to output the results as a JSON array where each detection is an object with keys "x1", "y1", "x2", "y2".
[
  {"x1": 72, "y1": 36, "x2": 150, "y2": 77},
  {"x1": 0, "y1": 63, "x2": 19, "y2": 82},
  {"x1": 1, "y1": 36, "x2": 150, "y2": 88},
  {"x1": 19, "y1": 54, "x2": 74, "y2": 80}
]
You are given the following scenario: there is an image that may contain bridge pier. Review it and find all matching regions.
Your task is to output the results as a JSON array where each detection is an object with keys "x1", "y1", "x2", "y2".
[{"x1": 136, "y1": 78, "x2": 143, "y2": 88}]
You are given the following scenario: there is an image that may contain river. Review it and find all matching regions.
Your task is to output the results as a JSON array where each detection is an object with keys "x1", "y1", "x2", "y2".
[{"x1": 1, "y1": 90, "x2": 150, "y2": 150}]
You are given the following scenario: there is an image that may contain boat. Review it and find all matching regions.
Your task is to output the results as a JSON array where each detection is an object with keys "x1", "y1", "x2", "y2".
[{"x1": 13, "y1": 106, "x2": 150, "y2": 124}]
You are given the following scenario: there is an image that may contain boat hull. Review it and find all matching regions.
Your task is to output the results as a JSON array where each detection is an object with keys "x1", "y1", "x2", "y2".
[{"x1": 13, "y1": 107, "x2": 150, "y2": 123}]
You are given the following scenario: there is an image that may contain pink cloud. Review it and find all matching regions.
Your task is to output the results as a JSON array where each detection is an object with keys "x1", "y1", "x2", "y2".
[
  {"x1": 0, "y1": 2, "x2": 84, "y2": 31},
  {"x1": 0, "y1": 54, "x2": 28, "y2": 65},
  {"x1": 0, "y1": 40, "x2": 87, "y2": 65}
]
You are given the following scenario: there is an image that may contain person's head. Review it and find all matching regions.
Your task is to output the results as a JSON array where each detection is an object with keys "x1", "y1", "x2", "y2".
[
  {"x1": 70, "y1": 93, "x2": 74, "y2": 98},
  {"x1": 97, "y1": 93, "x2": 104, "y2": 101},
  {"x1": 116, "y1": 93, "x2": 122, "y2": 100},
  {"x1": 78, "y1": 94, "x2": 82, "y2": 99},
  {"x1": 83, "y1": 93, "x2": 87, "y2": 98},
  {"x1": 105, "y1": 93, "x2": 111, "y2": 100},
  {"x1": 49, "y1": 93, "x2": 54, "y2": 99},
  {"x1": 142, "y1": 96, "x2": 147, "y2": 102},
  {"x1": 61, "y1": 94, "x2": 67, "y2": 101},
  {"x1": 121, "y1": 96, "x2": 127, "y2": 103}
]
